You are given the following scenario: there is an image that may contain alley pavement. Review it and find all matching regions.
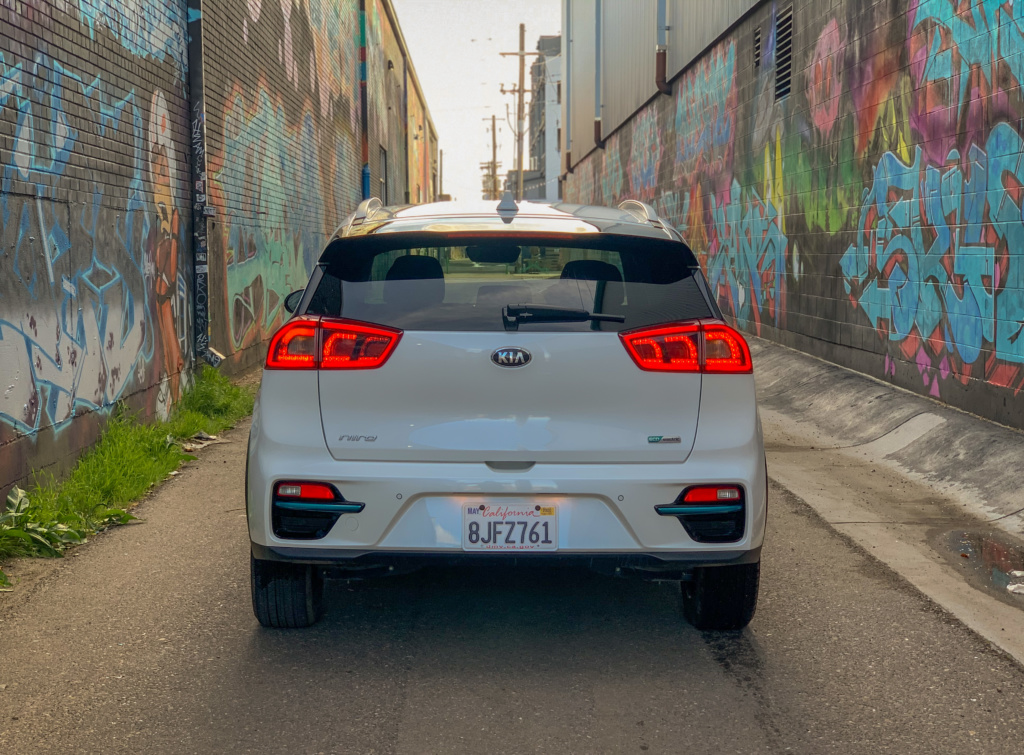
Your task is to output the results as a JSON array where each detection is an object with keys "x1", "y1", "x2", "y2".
[{"x1": 1, "y1": 417, "x2": 1023, "y2": 754}]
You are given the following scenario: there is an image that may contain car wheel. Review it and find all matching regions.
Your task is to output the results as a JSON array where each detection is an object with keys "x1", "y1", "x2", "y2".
[
  {"x1": 250, "y1": 555, "x2": 324, "y2": 628},
  {"x1": 682, "y1": 561, "x2": 759, "y2": 631}
]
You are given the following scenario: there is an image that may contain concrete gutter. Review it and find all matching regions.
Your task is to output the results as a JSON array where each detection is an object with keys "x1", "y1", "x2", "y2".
[
  {"x1": 753, "y1": 337, "x2": 1024, "y2": 665},
  {"x1": 753, "y1": 339, "x2": 1024, "y2": 537}
]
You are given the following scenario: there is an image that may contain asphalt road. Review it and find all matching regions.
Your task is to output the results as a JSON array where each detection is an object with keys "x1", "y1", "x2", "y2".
[{"x1": 1, "y1": 419, "x2": 1023, "y2": 754}]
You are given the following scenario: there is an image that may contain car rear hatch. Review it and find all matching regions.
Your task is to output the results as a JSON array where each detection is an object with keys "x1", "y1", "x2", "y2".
[
  {"x1": 318, "y1": 330, "x2": 701, "y2": 462},
  {"x1": 275, "y1": 231, "x2": 726, "y2": 464}
]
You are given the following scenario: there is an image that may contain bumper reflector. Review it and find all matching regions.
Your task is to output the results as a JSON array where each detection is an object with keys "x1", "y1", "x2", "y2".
[
  {"x1": 272, "y1": 481, "x2": 364, "y2": 540},
  {"x1": 656, "y1": 485, "x2": 747, "y2": 543}
]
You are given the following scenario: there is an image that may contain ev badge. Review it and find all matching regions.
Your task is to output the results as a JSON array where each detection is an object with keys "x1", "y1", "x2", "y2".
[{"x1": 491, "y1": 347, "x2": 532, "y2": 368}]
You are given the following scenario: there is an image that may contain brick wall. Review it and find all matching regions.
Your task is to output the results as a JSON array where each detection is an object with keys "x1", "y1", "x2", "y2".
[
  {"x1": 0, "y1": 1, "x2": 194, "y2": 491},
  {"x1": 0, "y1": 0, "x2": 436, "y2": 493},
  {"x1": 565, "y1": 0, "x2": 1024, "y2": 429},
  {"x1": 203, "y1": 0, "x2": 435, "y2": 371}
]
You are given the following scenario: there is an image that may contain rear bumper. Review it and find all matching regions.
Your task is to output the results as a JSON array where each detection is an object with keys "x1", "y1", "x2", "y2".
[
  {"x1": 248, "y1": 370, "x2": 767, "y2": 562},
  {"x1": 251, "y1": 542, "x2": 761, "y2": 577}
]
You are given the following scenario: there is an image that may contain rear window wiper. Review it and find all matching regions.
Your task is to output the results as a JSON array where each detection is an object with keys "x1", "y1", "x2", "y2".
[{"x1": 502, "y1": 304, "x2": 626, "y2": 331}]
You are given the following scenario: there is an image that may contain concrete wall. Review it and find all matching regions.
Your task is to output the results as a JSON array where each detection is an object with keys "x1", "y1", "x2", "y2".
[
  {"x1": 0, "y1": 1, "x2": 194, "y2": 491},
  {"x1": 0, "y1": 0, "x2": 436, "y2": 493},
  {"x1": 564, "y1": 0, "x2": 1024, "y2": 430},
  {"x1": 204, "y1": 0, "x2": 437, "y2": 373}
]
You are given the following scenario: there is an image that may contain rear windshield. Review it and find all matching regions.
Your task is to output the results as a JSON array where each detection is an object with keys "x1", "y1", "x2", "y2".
[{"x1": 305, "y1": 234, "x2": 713, "y2": 332}]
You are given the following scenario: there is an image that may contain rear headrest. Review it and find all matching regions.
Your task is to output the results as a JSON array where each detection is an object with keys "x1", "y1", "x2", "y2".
[
  {"x1": 384, "y1": 255, "x2": 445, "y2": 308},
  {"x1": 560, "y1": 259, "x2": 623, "y2": 282},
  {"x1": 385, "y1": 254, "x2": 444, "y2": 281}
]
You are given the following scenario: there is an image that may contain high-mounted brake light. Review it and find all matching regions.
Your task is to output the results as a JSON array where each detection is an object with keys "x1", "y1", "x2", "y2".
[
  {"x1": 619, "y1": 320, "x2": 752, "y2": 374},
  {"x1": 265, "y1": 317, "x2": 402, "y2": 370}
]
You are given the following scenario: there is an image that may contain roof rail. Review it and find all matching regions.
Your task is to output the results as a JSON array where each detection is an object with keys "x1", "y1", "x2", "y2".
[
  {"x1": 617, "y1": 199, "x2": 682, "y2": 241},
  {"x1": 351, "y1": 197, "x2": 383, "y2": 225},
  {"x1": 343, "y1": 197, "x2": 384, "y2": 236}
]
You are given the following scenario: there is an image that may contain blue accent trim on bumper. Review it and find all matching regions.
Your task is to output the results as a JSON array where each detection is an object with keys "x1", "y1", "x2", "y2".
[
  {"x1": 274, "y1": 501, "x2": 366, "y2": 514},
  {"x1": 655, "y1": 504, "x2": 744, "y2": 516}
]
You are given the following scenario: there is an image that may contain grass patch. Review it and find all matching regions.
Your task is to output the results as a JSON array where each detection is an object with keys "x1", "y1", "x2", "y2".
[{"x1": 0, "y1": 366, "x2": 255, "y2": 588}]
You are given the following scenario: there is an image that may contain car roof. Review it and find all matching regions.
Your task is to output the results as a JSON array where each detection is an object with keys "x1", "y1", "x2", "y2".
[{"x1": 331, "y1": 197, "x2": 685, "y2": 243}]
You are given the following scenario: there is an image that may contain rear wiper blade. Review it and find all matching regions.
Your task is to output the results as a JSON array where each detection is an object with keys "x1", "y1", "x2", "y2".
[{"x1": 502, "y1": 304, "x2": 626, "y2": 331}]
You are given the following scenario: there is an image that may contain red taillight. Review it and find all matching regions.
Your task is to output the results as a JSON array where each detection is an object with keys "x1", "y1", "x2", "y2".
[
  {"x1": 619, "y1": 320, "x2": 752, "y2": 374},
  {"x1": 274, "y1": 482, "x2": 339, "y2": 501},
  {"x1": 682, "y1": 485, "x2": 744, "y2": 503},
  {"x1": 321, "y1": 319, "x2": 402, "y2": 369},
  {"x1": 703, "y1": 323, "x2": 752, "y2": 373},
  {"x1": 265, "y1": 317, "x2": 402, "y2": 370},
  {"x1": 266, "y1": 317, "x2": 318, "y2": 369},
  {"x1": 624, "y1": 322, "x2": 700, "y2": 372}
]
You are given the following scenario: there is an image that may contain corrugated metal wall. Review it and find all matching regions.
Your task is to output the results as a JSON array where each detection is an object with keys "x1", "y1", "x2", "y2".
[
  {"x1": 601, "y1": 0, "x2": 657, "y2": 136},
  {"x1": 566, "y1": 0, "x2": 596, "y2": 162},
  {"x1": 564, "y1": 0, "x2": 758, "y2": 167},
  {"x1": 667, "y1": 0, "x2": 757, "y2": 78}
]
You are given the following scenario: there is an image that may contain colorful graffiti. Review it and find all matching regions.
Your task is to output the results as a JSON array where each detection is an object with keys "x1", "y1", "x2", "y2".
[
  {"x1": 204, "y1": 0, "x2": 435, "y2": 363},
  {"x1": 842, "y1": 127, "x2": 1024, "y2": 395},
  {"x1": 565, "y1": 0, "x2": 1024, "y2": 423},
  {"x1": 710, "y1": 181, "x2": 789, "y2": 332},
  {"x1": 674, "y1": 40, "x2": 737, "y2": 185},
  {"x1": 627, "y1": 105, "x2": 662, "y2": 200},
  {"x1": 0, "y1": 51, "x2": 190, "y2": 437},
  {"x1": 75, "y1": 0, "x2": 188, "y2": 75},
  {"x1": 806, "y1": 19, "x2": 844, "y2": 140},
  {"x1": 211, "y1": 84, "x2": 326, "y2": 351}
]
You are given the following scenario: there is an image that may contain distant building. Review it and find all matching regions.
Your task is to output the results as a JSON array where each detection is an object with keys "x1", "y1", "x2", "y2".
[{"x1": 506, "y1": 35, "x2": 562, "y2": 200}]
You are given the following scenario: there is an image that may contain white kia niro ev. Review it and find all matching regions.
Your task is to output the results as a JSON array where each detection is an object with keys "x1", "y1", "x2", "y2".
[{"x1": 246, "y1": 196, "x2": 767, "y2": 630}]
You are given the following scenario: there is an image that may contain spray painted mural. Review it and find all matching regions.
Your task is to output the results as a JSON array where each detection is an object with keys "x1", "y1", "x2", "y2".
[
  {"x1": 0, "y1": 3, "x2": 192, "y2": 488},
  {"x1": 205, "y1": 0, "x2": 433, "y2": 366},
  {"x1": 565, "y1": 0, "x2": 1024, "y2": 426},
  {"x1": 0, "y1": 55, "x2": 191, "y2": 433}
]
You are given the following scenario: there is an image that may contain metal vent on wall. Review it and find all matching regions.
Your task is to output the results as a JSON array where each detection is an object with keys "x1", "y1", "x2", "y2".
[
  {"x1": 754, "y1": 26, "x2": 761, "y2": 69},
  {"x1": 775, "y1": 7, "x2": 793, "y2": 100}
]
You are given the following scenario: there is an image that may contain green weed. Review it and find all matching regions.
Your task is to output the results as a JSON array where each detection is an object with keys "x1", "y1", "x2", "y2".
[{"x1": 0, "y1": 366, "x2": 255, "y2": 589}]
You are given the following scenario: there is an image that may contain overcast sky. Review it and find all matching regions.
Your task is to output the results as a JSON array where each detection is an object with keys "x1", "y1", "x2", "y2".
[{"x1": 390, "y1": 0, "x2": 562, "y2": 202}]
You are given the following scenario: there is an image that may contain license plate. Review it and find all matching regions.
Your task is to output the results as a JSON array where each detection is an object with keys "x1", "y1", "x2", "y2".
[{"x1": 462, "y1": 504, "x2": 557, "y2": 551}]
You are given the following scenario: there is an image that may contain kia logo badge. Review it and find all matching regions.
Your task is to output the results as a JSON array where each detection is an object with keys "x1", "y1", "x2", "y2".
[{"x1": 491, "y1": 347, "x2": 532, "y2": 368}]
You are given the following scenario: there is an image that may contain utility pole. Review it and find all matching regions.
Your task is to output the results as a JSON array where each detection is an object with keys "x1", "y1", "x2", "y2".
[
  {"x1": 501, "y1": 24, "x2": 539, "y2": 201},
  {"x1": 491, "y1": 114, "x2": 498, "y2": 200},
  {"x1": 480, "y1": 115, "x2": 501, "y2": 200}
]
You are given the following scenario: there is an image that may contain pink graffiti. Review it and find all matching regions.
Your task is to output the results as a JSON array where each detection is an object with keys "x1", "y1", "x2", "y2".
[{"x1": 806, "y1": 19, "x2": 844, "y2": 139}]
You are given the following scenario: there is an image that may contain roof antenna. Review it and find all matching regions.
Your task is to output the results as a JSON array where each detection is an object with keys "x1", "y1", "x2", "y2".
[{"x1": 497, "y1": 191, "x2": 518, "y2": 213}]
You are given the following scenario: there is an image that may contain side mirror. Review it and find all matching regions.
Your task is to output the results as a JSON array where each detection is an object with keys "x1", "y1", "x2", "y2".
[{"x1": 283, "y1": 290, "x2": 304, "y2": 314}]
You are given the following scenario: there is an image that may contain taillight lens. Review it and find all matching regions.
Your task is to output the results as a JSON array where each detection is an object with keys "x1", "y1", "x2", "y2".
[
  {"x1": 620, "y1": 320, "x2": 752, "y2": 373},
  {"x1": 622, "y1": 322, "x2": 700, "y2": 372},
  {"x1": 274, "y1": 482, "x2": 339, "y2": 501},
  {"x1": 703, "y1": 323, "x2": 752, "y2": 373},
  {"x1": 321, "y1": 319, "x2": 402, "y2": 369},
  {"x1": 265, "y1": 317, "x2": 402, "y2": 370},
  {"x1": 266, "y1": 317, "x2": 318, "y2": 369}
]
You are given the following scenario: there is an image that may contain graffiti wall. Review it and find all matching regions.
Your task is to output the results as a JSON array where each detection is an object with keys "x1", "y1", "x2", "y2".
[
  {"x1": 0, "y1": 0, "x2": 436, "y2": 493},
  {"x1": 204, "y1": 0, "x2": 436, "y2": 371},
  {"x1": 0, "y1": 1, "x2": 193, "y2": 490},
  {"x1": 565, "y1": 0, "x2": 1024, "y2": 429}
]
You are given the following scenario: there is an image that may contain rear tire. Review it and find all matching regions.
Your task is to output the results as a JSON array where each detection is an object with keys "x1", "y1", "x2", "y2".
[
  {"x1": 682, "y1": 562, "x2": 759, "y2": 631},
  {"x1": 251, "y1": 555, "x2": 324, "y2": 628}
]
